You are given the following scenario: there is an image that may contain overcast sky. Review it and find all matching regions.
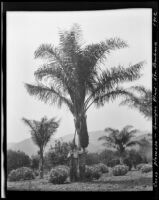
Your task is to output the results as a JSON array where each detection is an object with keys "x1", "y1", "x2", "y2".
[{"x1": 7, "y1": 9, "x2": 152, "y2": 143}]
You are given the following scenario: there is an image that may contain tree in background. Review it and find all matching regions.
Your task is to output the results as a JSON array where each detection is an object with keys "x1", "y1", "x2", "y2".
[
  {"x1": 99, "y1": 125, "x2": 139, "y2": 164},
  {"x1": 30, "y1": 154, "x2": 40, "y2": 171},
  {"x1": 120, "y1": 86, "x2": 152, "y2": 119},
  {"x1": 22, "y1": 116, "x2": 59, "y2": 178},
  {"x1": 7, "y1": 150, "x2": 30, "y2": 176},
  {"x1": 24, "y1": 24, "x2": 144, "y2": 180},
  {"x1": 44, "y1": 139, "x2": 71, "y2": 169}
]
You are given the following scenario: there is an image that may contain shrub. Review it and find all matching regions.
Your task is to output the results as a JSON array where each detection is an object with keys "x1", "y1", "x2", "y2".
[
  {"x1": 141, "y1": 164, "x2": 152, "y2": 173},
  {"x1": 8, "y1": 167, "x2": 35, "y2": 182},
  {"x1": 136, "y1": 163, "x2": 145, "y2": 171},
  {"x1": 112, "y1": 165, "x2": 129, "y2": 176},
  {"x1": 94, "y1": 163, "x2": 109, "y2": 173},
  {"x1": 49, "y1": 165, "x2": 69, "y2": 184},
  {"x1": 7, "y1": 150, "x2": 31, "y2": 176},
  {"x1": 85, "y1": 165, "x2": 101, "y2": 180}
]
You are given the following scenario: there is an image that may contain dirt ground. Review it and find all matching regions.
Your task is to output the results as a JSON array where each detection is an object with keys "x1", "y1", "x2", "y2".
[{"x1": 7, "y1": 170, "x2": 152, "y2": 191}]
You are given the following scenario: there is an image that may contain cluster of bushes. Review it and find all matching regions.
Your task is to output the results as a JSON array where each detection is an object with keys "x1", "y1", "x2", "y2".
[
  {"x1": 85, "y1": 163, "x2": 109, "y2": 181},
  {"x1": 7, "y1": 150, "x2": 31, "y2": 176},
  {"x1": 86, "y1": 149, "x2": 145, "y2": 171},
  {"x1": 8, "y1": 167, "x2": 35, "y2": 182},
  {"x1": 136, "y1": 163, "x2": 152, "y2": 173}
]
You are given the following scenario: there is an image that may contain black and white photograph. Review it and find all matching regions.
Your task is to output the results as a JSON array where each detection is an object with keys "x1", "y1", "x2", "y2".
[{"x1": 2, "y1": 2, "x2": 158, "y2": 195}]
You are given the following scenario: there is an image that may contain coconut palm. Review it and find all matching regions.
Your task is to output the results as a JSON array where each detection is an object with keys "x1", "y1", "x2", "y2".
[
  {"x1": 24, "y1": 24, "x2": 144, "y2": 179},
  {"x1": 98, "y1": 125, "x2": 139, "y2": 164},
  {"x1": 22, "y1": 116, "x2": 59, "y2": 178},
  {"x1": 120, "y1": 86, "x2": 152, "y2": 119}
]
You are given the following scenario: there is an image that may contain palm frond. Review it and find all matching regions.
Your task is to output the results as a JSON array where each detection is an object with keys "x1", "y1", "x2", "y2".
[
  {"x1": 119, "y1": 86, "x2": 152, "y2": 119},
  {"x1": 22, "y1": 118, "x2": 37, "y2": 133},
  {"x1": 93, "y1": 87, "x2": 132, "y2": 107},
  {"x1": 25, "y1": 83, "x2": 74, "y2": 112}
]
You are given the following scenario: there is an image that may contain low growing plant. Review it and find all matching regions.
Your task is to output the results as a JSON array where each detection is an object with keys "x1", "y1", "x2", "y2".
[
  {"x1": 8, "y1": 167, "x2": 35, "y2": 182},
  {"x1": 94, "y1": 163, "x2": 109, "y2": 173},
  {"x1": 140, "y1": 164, "x2": 152, "y2": 173},
  {"x1": 85, "y1": 165, "x2": 102, "y2": 180},
  {"x1": 49, "y1": 165, "x2": 69, "y2": 184},
  {"x1": 112, "y1": 165, "x2": 129, "y2": 176}
]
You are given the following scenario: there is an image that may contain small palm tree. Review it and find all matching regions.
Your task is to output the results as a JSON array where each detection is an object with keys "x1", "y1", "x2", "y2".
[
  {"x1": 22, "y1": 116, "x2": 59, "y2": 178},
  {"x1": 120, "y1": 86, "x2": 152, "y2": 119},
  {"x1": 24, "y1": 24, "x2": 144, "y2": 179},
  {"x1": 98, "y1": 125, "x2": 139, "y2": 164}
]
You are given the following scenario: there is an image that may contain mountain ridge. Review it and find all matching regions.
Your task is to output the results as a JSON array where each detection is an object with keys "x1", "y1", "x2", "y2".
[{"x1": 7, "y1": 130, "x2": 151, "y2": 156}]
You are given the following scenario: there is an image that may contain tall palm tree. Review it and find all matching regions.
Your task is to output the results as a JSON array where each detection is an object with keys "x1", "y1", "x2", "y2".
[
  {"x1": 24, "y1": 24, "x2": 144, "y2": 179},
  {"x1": 22, "y1": 116, "x2": 59, "y2": 178},
  {"x1": 120, "y1": 86, "x2": 152, "y2": 119},
  {"x1": 98, "y1": 125, "x2": 139, "y2": 164}
]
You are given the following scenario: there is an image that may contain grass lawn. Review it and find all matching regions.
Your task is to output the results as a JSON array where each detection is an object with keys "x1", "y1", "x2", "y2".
[{"x1": 7, "y1": 170, "x2": 152, "y2": 191}]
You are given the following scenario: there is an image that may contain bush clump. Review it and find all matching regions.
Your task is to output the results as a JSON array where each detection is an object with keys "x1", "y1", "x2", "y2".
[
  {"x1": 112, "y1": 165, "x2": 129, "y2": 176},
  {"x1": 140, "y1": 164, "x2": 152, "y2": 173},
  {"x1": 136, "y1": 163, "x2": 145, "y2": 171},
  {"x1": 94, "y1": 163, "x2": 109, "y2": 173},
  {"x1": 49, "y1": 165, "x2": 69, "y2": 184},
  {"x1": 8, "y1": 167, "x2": 35, "y2": 182},
  {"x1": 85, "y1": 165, "x2": 102, "y2": 180}
]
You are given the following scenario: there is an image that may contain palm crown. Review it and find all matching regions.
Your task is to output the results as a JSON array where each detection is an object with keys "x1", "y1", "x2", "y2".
[
  {"x1": 25, "y1": 24, "x2": 144, "y2": 149},
  {"x1": 22, "y1": 116, "x2": 59, "y2": 150},
  {"x1": 99, "y1": 125, "x2": 139, "y2": 154}
]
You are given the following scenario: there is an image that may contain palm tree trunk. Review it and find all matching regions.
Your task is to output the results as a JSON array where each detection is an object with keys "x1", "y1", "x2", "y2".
[
  {"x1": 74, "y1": 114, "x2": 88, "y2": 181},
  {"x1": 39, "y1": 150, "x2": 44, "y2": 178}
]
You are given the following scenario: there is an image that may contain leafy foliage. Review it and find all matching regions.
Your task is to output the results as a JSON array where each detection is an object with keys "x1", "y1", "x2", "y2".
[
  {"x1": 85, "y1": 153, "x2": 100, "y2": 166},
  {"x1": 30, "y1": 155, "x2": 40, "y2": 170},
  {"x1": 25, "y1": 24, "x2": 144, "y2": 149},
  {"x1": 120, "y1": 86, "x2": 152, "y2": 119},
  {"x1": 7, "y1": 150, "x2": 31, "y2": 176},
  {"x1": 49, "y1": 165, "x2": 69, "y2": 184},
  {"x1": 112, "y1": 165, "x2": 129, "y2": 176},
  {"x1": 45, "y1": 140, "x2": 71, "y2": 169},
  {"x1": 140, "y1": 164, "x2": 152, "y2": 173},
  {"x1": 93, "y1": 163, "x2": 109, "y2": 173},
  {"x1": 8, "y1": 167, "x2": 35, "y2": 182},
  {"x1": 85, "y1": 165, "x2": 102, "y2": 180}
]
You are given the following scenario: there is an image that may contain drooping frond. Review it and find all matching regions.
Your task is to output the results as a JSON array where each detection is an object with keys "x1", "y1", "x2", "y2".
[
  {"x1": 92, "y1": 87, "x2": 132, "y2": 107},
  {"x1": 119, "y1": 86, "x2": 152, "y2": 119},
  {"x1": 24, "y1": 83, "x2": 74, "y2": 112},
  {"x1": 84, "y1": 61, "x2": 144, "y2": 110},
  {"x1": 22, "y1": 118, "x2": 37, "y2": 133}
]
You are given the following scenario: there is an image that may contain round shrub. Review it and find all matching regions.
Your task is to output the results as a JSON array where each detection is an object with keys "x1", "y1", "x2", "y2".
[
  {"x1": 112, "y1": 165, "x2": 129, "y2": 176},
  {"x1": 94, "y1": 163, "x2": 109, "y2": 173},
  {"x1": 49, "y1": 165, "x2": 69, "y2": 184},
  {"x1": 141, "y1": 164, "x2": 152, "y2": 173},
  {"x1": 8, "y1": 167, "x2": 35, "y2": 182},
  {"x1": 136, "y1": 163, "x2": 145, "y2": 171},
  {"x1": 85, "y1": 165, "x2": 101, "y2": 180}
]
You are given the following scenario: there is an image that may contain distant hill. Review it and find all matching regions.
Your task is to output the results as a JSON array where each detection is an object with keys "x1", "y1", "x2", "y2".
[{"x1": 7, "y1": 130, "x2": 152, "y2": 157}]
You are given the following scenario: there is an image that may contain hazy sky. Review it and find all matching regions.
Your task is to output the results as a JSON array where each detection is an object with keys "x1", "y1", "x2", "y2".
[{"x1": 7, "y1": 9, "x2": 152, "y2": 143}]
